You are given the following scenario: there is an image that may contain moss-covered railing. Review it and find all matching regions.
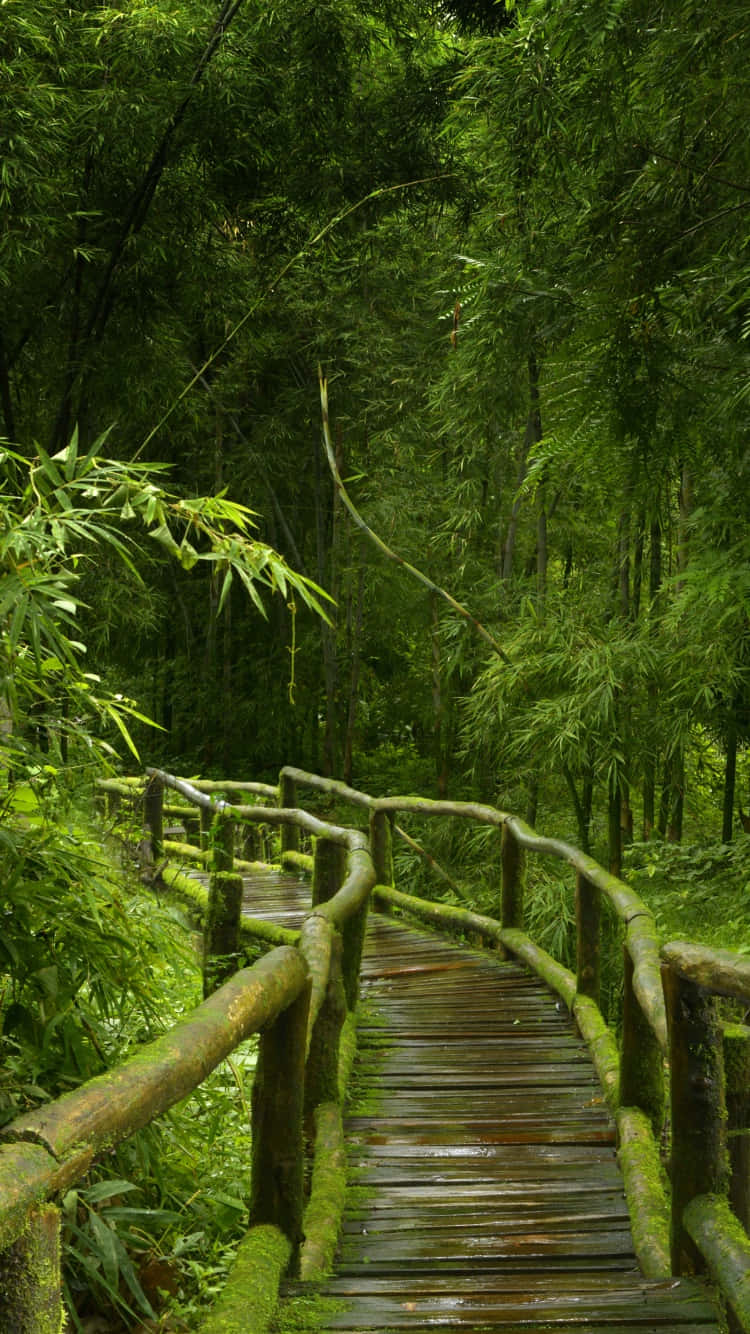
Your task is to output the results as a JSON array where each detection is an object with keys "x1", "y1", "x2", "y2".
[
  {"x1": 12, "y1": 766, "x2": 747, "y2": 1333},
  {"x1": 274, "y1": 765, "x2": 750, "y2": 1333},
  {"x1": 0, "y1": 771, "x2": 374, "y2": 1334}
]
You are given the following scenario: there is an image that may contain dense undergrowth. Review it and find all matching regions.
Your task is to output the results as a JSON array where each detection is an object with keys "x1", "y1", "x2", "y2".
[{"x1": 0, "y1": 795, "x2": 265, "y2": 1331}]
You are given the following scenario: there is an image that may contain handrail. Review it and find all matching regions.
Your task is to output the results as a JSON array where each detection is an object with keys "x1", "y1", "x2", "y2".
[
  {"x1": 280, "y1": 766, "x2": 667, "y2": 1055},
  {"x1": 660, "y1": 937, "x2": 750, "y2": 1328},
  {"x1": 76, "y1": 765, "x2": 750, "y2": 1334},
  {"x1": 3, "y1": 772, "x2": 376, "y2": 1332},
  {"x1": 0, "y1": 947, "x2": 306, "y2": 1164}
]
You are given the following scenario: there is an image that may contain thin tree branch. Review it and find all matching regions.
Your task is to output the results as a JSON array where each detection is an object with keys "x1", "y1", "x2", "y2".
[
  {"x1": 318, "y1": 369, "x2": 511, "y2": 664},
  {"x1": 136, "y1": 172, "x2": 452, "y2": 458},
  {"x1": 638, "y1": 144, "x2": 750, "y2": 197}
]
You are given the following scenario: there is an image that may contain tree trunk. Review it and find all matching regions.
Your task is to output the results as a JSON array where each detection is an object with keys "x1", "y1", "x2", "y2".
[
  {"x1": 667, "y1": 748, "x2": 685, "y2": 843},
  {"x1": 432, "y1": 593, "x2": 449, "y2": 797},
  {"x1": 343, "y1": 563, "x2": 364, "y2": 787},
  {"x1": 642, "y1": 517, "x2": 662, "y2": 838},
  {"x1": 502, "y1": 353, "x2": 542, "y2": 583},
  {"x1": 608, "y1": 768, "x2": 623, "y2": 878}
]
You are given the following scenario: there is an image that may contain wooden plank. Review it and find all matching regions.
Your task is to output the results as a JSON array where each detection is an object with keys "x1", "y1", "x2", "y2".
[{"x1": 237, "y1": 894, "x2": 720, "y2": 1334}]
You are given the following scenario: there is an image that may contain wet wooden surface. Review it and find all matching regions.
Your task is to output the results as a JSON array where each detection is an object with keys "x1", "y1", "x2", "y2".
[{"x1": 241, "y1": 872, "x2": 720, "y2": 1332}]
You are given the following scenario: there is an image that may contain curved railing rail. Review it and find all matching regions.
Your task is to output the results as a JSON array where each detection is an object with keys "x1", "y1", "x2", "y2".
[{"x1": 1, "y1": 765, "x2": 748, "y2": 1333}]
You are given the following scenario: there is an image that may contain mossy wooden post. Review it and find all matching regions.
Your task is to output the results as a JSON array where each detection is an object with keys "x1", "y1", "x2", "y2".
[
  {"x1": 313, "y1": 837, "x2": 346, "y2": 908},
  {"x1": 0, "y1": 1204, "x2": 63, "y2": 1333},
  {"x1": 662, "y1": 960, "x2": 728, "y2": 1274},
  {"x1": 305, "y1": 930, "x2": 347, "y2": 1130},
  {"x1": 212, "y1": 811, "x2": 234, "y2": 874},
  {"x1": 183, "y1": 811, "x2": 200, "y2": 845},
  {"x1": 199, "y1": 803, "x2": 212, "y2": 852},
  {"x1": 501, "y1": 822, "x2": 524, "y2": 930},
  {"x1": 250, "y1": 980, "x2": 310, "y2": 1268},
  {"x1": 143, "y1": 773, "x2": 164, "y2": 862},
  {"x1": 241, "y1": 819, "x2": 262, "y2": 862},
  {"x1": 105, "y1": 787, "x2": 121, "y2": 820},
  {"x1": 341, "y1": 902, "x2": 368, "y2": 1013},
  {"x1": 369, "y1": 809, "x2": 393, "y2": 886},
  {"x1": 575, "y1": 868, "x2": 601, "y2": 1006},
  {"x1": 620, "y1": 945, "x2": 664, "y2": 1134},
  {"x1": 279, "y1": 771, "x2": 300, "y2": 854},
  {"x1": 203, "y1": 871, "x2": 244, "y2": 998},
  {"x1": 724, "y1": 1023, "x2": 750, "y2": 1234}
]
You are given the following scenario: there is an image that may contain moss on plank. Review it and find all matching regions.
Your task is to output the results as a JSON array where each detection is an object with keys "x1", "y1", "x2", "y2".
[{"x1": 272, "y1": 1293, "x2": 347, "y2": 1334}]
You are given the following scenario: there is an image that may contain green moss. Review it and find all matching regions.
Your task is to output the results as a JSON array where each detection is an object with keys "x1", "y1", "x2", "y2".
[
  {"x1": 723, "y1": 1023, "x2": 750, "y2": 1094},
  {"x1": 337, "y1": 1011, "x2": 358, "y2": 1104},
  {"x1": 615, "y1": 1108, "x2": 671, "y2": 1279},
  {"x1": 341, "y1": 904, "x2": 369, "y2": 1010},
  {"x1": 158, "y1": 863, "x2": 299, "y2": 948},
  {"x1": 683, "y1": 1193, "x2": 750, "y2": 1328},
  {"x1": 299, "y1": 1104, "x2": 348, "y2": 1281},
  {"x1": 0, "y1": 1206, "x2": 64, "y2": 1333},
  {"x1": 272, "y1": 1292, "x2": 347, "y2": 1334},
  {"x1": 199, "y1": 1224, "x2": 291, "y2": 1334}
]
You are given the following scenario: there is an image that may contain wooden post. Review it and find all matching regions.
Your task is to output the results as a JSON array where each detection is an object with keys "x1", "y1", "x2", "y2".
[
  {"x1": 341, "y1": 902, "x2": 368, "y2": 1013},
  {"x1": 662, "y1": 961, "x2": 728, "y2": 1274},
  {"x1": 304, "y1": 930, "x2": 347, "y2": 1128},
  {"x1": 369, "y1": 809, "x2": 393, "y2": 886},
  {"x1": 0, "y1": 1204, "x2": 63, "y2": 1333},
  {"x1": 250, "y1": 980, "x2": 310, "y2": 1266},
  {"x1": 105, "y1": 788, "x2": 121, "y2": 820},
  {"x1": 279, "y1": 771, "x2": 300, "y2": 854},
  {"x1": 203, "y1": 871, "x2": 244, "y2": 998},
  {"x1": 241, "y1": 820, "x2": 262, "y2": 862},
  {"x1": 501, "y1": 823, "x2": 524, "y2": 930},
  {"x1": 576, "y1": 869, "x2": 601, "y2": 1005},
  {"x1": 199, "y1": 803, "x2": 212, "y2": 852},
  {"x1": 143, "y1": 773, "x2": 163, "y2": 861},
  {"x1": 723, "y1": 1023, "x2": 750, "y2": 1234},
  {"x1": 312, "y1": 837, "x2": 346, "y2": 908},
  {"x1": 212, "y1": 812, "x2": 234, "y2": 874},
  {"x1": 620, "y1": 946, "x2": 664, "y2": 1134}
]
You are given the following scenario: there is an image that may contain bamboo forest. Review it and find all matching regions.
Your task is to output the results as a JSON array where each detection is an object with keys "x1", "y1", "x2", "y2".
[{"x1": 1, "y1": 0, "x2": 749, "y2": 1329}]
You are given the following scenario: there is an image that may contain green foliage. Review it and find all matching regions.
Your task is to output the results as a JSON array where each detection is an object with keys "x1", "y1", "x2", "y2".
[
  {"x1": 0, "y1": 822, "x2": 191, "y2": 1123},
  {"x1": 626, "y1": 835, "x2": 750, "y2": 954}
]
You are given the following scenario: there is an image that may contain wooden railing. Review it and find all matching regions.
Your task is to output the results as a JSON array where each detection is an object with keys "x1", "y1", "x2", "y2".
[{"x1": 1, "y1": 765, "x2": 748, "y2": 1333}]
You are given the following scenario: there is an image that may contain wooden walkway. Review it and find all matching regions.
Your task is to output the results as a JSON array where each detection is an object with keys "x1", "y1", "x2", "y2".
[{"x1": 243, "y1": 872, "x2": 720, "y2": 1333}]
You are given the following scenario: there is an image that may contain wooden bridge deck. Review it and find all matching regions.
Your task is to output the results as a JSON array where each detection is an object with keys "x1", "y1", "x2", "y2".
[{"x1": 243, "y1": 872, "x2": 720, "y2": 1333}]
